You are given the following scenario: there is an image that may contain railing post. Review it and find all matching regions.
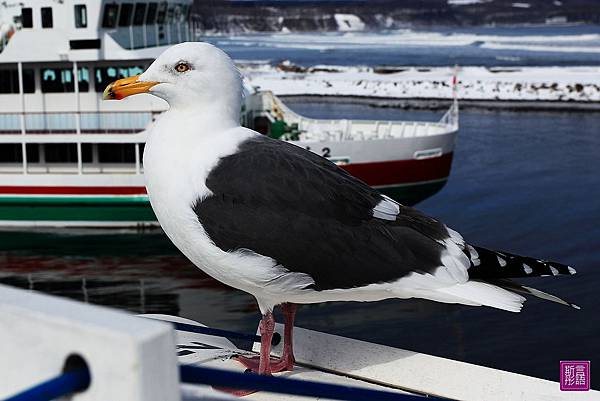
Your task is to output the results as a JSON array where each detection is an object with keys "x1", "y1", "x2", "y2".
[
  {"x1": 129, "y1": 25, "x2": 134, "y2": 49},
  {"x1": 345, "y1": 119, "x2": 351, "y2": 140},
  {"x1": 17, "y1": 62, "x2": 27, "y2": 174},
  {"x1": 143, "y1": 24, "x2": 147, "y2": 48},
  {"x1": 73, "y1": 61, "x2": 83, "y2": 175},
  {"x1": 135, "y1": 143, "x2": 141, "y2": 175}
]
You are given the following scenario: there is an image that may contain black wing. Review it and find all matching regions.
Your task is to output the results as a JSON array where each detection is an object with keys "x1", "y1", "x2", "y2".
[{"x1": 194, "y1": 135, "x2": 455, "y2": 290}]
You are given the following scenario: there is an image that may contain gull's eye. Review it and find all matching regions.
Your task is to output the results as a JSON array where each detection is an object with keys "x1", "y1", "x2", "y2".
[{"x1": 175, "y1": 62, "x2": 191, "y2": 73}]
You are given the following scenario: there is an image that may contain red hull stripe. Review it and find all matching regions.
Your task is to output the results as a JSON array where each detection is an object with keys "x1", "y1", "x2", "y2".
[
  {"x1": 0, "y1": 186, "x2": 148, "y2": 195},
  {"x1": 342, "y1": 152, "x2": 454, "y2": 187},
  {"x1": 0, "y1": 153, "x2": 453, "y2": 196}
]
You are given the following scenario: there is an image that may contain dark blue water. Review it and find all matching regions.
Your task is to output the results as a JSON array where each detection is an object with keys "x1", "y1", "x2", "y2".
[
  {"x1": 0, "y1": 104, "x2": 598, "y2": 388},
  {"x1": 206, "y1": 25, "x2": 600, "y2": 67}
]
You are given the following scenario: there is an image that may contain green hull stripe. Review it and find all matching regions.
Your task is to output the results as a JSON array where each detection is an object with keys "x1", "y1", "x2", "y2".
[
  {"x1": 0, "y1": 205, "x2": 156, "y2": 222},
  {"x1": 0, "y1": 196, "x2": 149, "y2": 205},
  {"x1": 0, "y1": 196, "x2": 156, "y2": 222},
  {"x1": 0, "y1": 180, "x2": 447, "y2": 222}
]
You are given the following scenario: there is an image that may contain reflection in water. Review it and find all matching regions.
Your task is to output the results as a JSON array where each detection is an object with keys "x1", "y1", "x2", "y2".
[{"x1": 0, "y1": 230, "x2": 259, "y2": 331}]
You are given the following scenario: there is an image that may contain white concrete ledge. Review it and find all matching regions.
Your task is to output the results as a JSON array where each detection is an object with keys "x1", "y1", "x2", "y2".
[
  {"x1": 257, "y1": 323, "x2": 599, "y2": 401},
  {"x1": 0, "y1": 284, "x2": 180, "y2": 401}
]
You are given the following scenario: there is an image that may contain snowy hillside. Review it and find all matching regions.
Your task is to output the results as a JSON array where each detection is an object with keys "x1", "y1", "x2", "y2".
[{"x1": 241, "y1": 63, "x2": 600, "y2": 103}]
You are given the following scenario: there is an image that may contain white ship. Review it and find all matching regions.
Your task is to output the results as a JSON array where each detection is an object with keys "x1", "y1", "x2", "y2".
[{"x1": 0, "y1": 0, "x2": 458, "y2": 228}]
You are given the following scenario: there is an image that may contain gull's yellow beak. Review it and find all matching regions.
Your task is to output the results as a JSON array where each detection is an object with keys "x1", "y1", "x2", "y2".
[{"x1": 102, "y1": 75, "x2": 159, "y2": 100}]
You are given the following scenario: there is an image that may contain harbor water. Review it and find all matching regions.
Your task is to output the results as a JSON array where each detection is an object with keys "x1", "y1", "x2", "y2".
[{"x1": 1, "y1": 104, "x2": 598, "y2": 388}]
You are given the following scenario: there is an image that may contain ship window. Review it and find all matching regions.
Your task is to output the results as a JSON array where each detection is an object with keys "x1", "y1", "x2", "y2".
[
  {"x1": 98, "y1": 144, "x2": 135, "y2": 163},
  {"x1": 156, "y1": 2, "x2": 167, "y2": 24},
  {"x1": 0, "y1": 70, "x2": 19, "y2": 93},
  {"x1": 94, "y1": 66, "x2": 143, "y2": 92},
  {"x1": 174, "y1": 4, "x2": 183, "y2": 23},
  {"x1": 133, "y1": 3, "x2": 147, "y2": 26},
  {"x1": 146, "y1": 3, "x2": 158, "y2": 24},
  {"x1": 45, "y1": 144, "x2": 78, "y2": 163},
  {"x1": 139, "y1": 143, "x2": 145, "y2": 163},
  {"x1": 182, "y1": 5, "x2": 191, "y2": 21},
  {"x1": 166, "y1": 4, "x2": 174, "y2": 24},
  {"x1": 23, "y1": 69, "x2": 35, "y2": 93},
  {"x1": 81, "y1": 144, "x2": 93, "y2": 163},
  {"x1": 41, "y1": 7, "x2": 53, "y2": 28},
  {"x1": 102, "y1": 3, "x2": 119, "y2": 28},
  {"x1": 119, "y1": 3, "x2": 134, "y2": 26},
  {"x1": 26, "y1": 144, "x2": 40, "y2": 163},
  {"x1": 41, "y1": 67, "x2": 89, "y2": 93},
  {"x1": 77, "y1": 67, "x2": 90, "y2": 92},
  {"x1": 0, "y1": 69, "x2": 34, "y2": 94},
  {"x1": 74, "y1": 4, "x2": 87, "y2": 28},
  {"x1": 0, "y1": 144, "x2": 22, "y2": 163},
  {"x1": 21, "y1": 8, "x2": 33, "y2": 28}
]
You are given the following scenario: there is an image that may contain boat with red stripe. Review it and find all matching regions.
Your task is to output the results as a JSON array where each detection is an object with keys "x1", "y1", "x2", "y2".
[
  {"x1": 0, "y1": 91, "x2": 458, "y2": 227},
  {"x1": 0, "y1": 0, "x2": 458, "y2": 227}
]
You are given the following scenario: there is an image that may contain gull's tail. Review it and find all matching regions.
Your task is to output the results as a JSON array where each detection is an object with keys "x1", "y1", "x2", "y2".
[{"x1": 463, "y1": 245, "x2": 579, "y2": 310}]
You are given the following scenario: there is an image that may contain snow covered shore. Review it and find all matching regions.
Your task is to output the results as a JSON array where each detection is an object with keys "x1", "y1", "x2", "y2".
[{"x1": 241, "y1": 64, "x2": 600, "y2": 104}]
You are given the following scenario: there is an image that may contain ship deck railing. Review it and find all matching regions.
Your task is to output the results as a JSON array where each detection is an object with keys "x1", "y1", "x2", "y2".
[
  {"x1": 249, "y1": 91, "x2": 459, "y2": 143},
  {"x1": 0, "y1": 163, "x2": 144, "y2": 175},
  {"x1": 0, "y1": 111, "x2": 155, "y2": 175},
  {"x1": 0, "y1": 111, "x2": 156, "y2": 135}
]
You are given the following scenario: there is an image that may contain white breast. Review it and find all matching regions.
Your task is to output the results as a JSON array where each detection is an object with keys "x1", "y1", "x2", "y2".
[{"x1": 142, "y1": 115, "x2": 314, "y2": 312}]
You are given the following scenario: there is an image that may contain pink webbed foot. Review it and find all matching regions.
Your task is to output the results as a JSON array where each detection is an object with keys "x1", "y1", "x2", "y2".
[
  {"x1": 218, "y1": 304, "x2": 298, "y2": 396},
  {"x1": 268, "y1": 353, "x2": 295, "y2": 372},
  {"x1": 236, "y1": 353, "x2": 294, "y2": 374},
  {"x1": 236, "y1": 354, "x2": 261, "y2": 372}
]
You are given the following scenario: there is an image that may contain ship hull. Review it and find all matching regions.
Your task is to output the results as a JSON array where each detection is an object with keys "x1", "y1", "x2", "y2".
[{"x1": 0, "y1": 149, "x2": 454, "y2": 227}]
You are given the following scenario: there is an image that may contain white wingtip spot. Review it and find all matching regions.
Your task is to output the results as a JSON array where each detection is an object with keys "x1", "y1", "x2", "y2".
[
  {"x1": 497, "y1": 255, "x2": 507, "y2": 267},
  {"x1": 571, "y1": 303, "x2": 581, "y2": 310},
  {"x1": 550, "y1": 266, "x2": 559, "y2": 276},
  {"x1": 373, "y1": 197, "x2": 399, "y2": 221},
  {"x1": 523, "y1": 263, "x2": 533, "y2": 275},
  {"x1": 466, "y1": 244, "x2": 479, "y2": 259},
  {"x1": 568, "y1": 266, "x2": 577, "y2": 275}
]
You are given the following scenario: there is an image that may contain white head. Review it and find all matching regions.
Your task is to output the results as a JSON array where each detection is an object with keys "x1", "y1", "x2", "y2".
[{"x1": 103, "y1": 42, "x2": 242, "y2": 122}]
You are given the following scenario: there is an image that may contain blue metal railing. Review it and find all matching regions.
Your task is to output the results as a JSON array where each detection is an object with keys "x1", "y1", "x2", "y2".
[
  {"x1": 3, "y1": 369, "x2": 90, "y2": 401},
  {"x1": 143, "y1": 317, "x2": 280, "y2": 345},
  {"x1": 3, "y1": 361, "x2": 437, "y2": 401}
]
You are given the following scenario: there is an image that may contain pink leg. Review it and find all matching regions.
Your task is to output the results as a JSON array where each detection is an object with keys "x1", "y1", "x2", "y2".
[
  {"x1": 237, "y1": 311, "x2": 276, "y2": 374},
  {"x1": 236, "y1": 304, "x2": 297, "y2": 374},
  {"x1": 223, "y1": 312, "x2": 276, "y2": 396},
  {"x1": 270, "y1": 303, "x2": 296, "y2": 372}
]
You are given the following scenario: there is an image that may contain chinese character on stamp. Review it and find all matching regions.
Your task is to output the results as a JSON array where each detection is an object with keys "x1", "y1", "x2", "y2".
[{"x1": 560, "y1": 361, "x2": 590, "y2": 391}]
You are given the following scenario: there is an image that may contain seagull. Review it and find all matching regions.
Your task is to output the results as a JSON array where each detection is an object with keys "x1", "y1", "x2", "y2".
[{"x1": 104, "y1": 42, "x2": 578, "y2": 380}]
